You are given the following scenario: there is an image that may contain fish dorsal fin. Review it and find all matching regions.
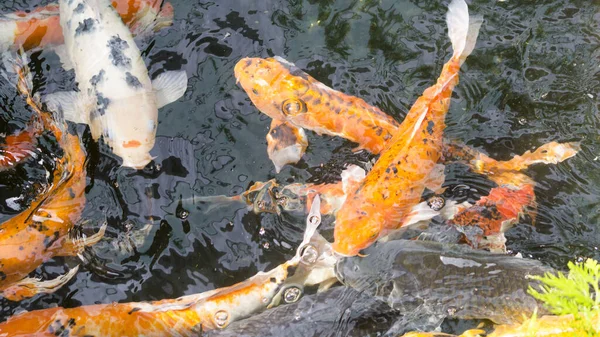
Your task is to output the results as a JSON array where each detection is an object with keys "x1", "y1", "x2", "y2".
[{"x1": 152, "y1": 70, "x2": 188, "y2": 108}]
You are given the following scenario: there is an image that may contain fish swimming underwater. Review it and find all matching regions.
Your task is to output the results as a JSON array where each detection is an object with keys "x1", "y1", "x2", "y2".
[
  {"x1": 45, "y1": 0, "x2": 187, "y2": 169},
  {"x1": 336, "y1": 239, "x2": 553, "y2": 333},
  {"x1": 234, "y1": 56, "x2": 400, "y2": 171},
  {"x1": 332, "y1": 0, "x2": 483, "y2": 256},
  {"x1": 0, "y1": 53, "x2": 104, "y2": 301},
  {"x1": 0, "y1": 0, "x2": 173, "y2": 52},
  {"x1": 0, "y1": 195, "x2": 338, "y2": 335}
]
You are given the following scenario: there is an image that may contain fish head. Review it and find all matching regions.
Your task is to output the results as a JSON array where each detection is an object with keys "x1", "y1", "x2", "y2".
[
  {"x1": 332, "y1": 207, "x2": 384, "y2": 257},
  {"x1": 234, "y1": 57, "x2": 310, "y2": 122},
  {"x1": 114, "y1": 138, "x2": 155, "y2": 169}
]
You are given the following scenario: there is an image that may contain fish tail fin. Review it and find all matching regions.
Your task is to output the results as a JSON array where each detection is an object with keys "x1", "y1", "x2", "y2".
[{"x1": 447, "y1": 0, "x2": 483, "y2": 65}]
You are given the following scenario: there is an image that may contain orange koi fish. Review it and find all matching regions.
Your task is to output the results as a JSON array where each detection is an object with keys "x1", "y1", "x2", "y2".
[
  {"x1": 442, "y1": 141, "x2": 579, "y2": 252},
  {"x1": 0, "y1": 196, "x2": 338, "y2": 336},
  {"x1": 332, "y1": 0, "x2": 483, "y2": 256},
  {"x1": 0, "y1": 0, "x2": 173, "y2": 52},
  {"x1": 234, "y1": 57, "x2": 400, "y2": 170},
  {"x1": 0, "y1": 54, "x2": 104, "y2": 301}
]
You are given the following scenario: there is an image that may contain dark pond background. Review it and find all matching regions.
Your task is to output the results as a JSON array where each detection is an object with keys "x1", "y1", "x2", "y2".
[{"x1": 0, "y1": 0, "x2": 599, "y2": 334}]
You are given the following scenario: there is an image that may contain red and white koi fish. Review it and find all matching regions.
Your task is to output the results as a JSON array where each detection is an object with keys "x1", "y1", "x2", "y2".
[
  {"x1": 43, "y1": 0, "x2": 187, "y2": 169},
  {"x1": 0, "y1": 0, "x2": 173, "y2": 52}
]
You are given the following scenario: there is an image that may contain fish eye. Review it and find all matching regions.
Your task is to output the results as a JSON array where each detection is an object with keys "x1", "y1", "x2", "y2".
[
  {"x1": 281, "y1": 98, "x2": 307, "y2": 116},
  {"x1": 252, "y1": 88, "x2": 259, "y2": 95}
]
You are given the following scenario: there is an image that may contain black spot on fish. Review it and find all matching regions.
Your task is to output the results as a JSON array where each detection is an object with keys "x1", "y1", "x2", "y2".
[
  {"x1": 68, "y1": 188, "x2": 76, "y2": 199},
  {"x1": 96, "y1": 93, "x2": 110, "y2": 116},
  {"x1": 125, "y1": 72, "x2": 142, "y2": 88},
  {"x1": 269, "y1": 277, "x2": 277, "y2": 283},
  {"x1": 128, "y1": 307, "x2": 142, "y2": 315},
  {"x1": 43, "y1": 231, "x2": 60, "y2": 250},
  {"x1": 74, "y1": 3, "x2": 84, "y2": 13},
  {"x1": 90, "y1": 69, "x2": 105, "y2": 86},
  {"x1": 286, "y1": 265, "x2": 298, "y2": 276},
  {"x1": 75, "y1": 18, "x2": 95, "y2": 35},
  {"x1": 0, "y1": 271, "x2": 5, "y2": 281},
  {"x1": 427, "y1": 121, "x2": 435, "y2": 135},
  {"x1": 107, "y1": 35, "x2": 131, "y2": 68},
  {"x1": 245, "y1": 59, "x2": 252, "y2": 67}
]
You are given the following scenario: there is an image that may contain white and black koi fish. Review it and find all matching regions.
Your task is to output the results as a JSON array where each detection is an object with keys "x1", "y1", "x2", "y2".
[{"x1": 47, "y1": 0, "x2": 187, "y2": 169}]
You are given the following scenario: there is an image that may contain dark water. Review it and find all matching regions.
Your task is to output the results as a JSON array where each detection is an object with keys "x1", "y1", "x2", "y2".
[{"x1": 0, "y1": 0, "x2": 599, "y2": 334}]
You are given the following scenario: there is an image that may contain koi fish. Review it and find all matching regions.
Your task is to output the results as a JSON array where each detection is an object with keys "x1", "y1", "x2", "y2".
[
  {"x1": 440, "y1": 141, "x2": 580, "y2": 252},
  {"x1": 402, "y1": 312, "x2": 600, "y2": 337},
  {"x1": 44, "y1": 0, "x2": 187, "y2": 169},
  {"x1": 0, "y1": 0, "x2": 174, "y2": 52},
  {"x1": 234, "y1": 56, "x2": 400, "y2": 171},
  {"x1": 205, "y1": 286, "x2": 395, "y2": 337},
  {"x1": 0, "y1": 53, "x2": 104, "y2": 301},
  {"x1": 336, "y1": 240, "x2": 553, "y2": 331},
  {"x1": 0, "y1": 196, "x2": 338, "y2": 335},
  {"x1": 332, "y1": 0, "x2": 483, "y2": 256},
  {"x1": 191, "y1": 164, "x2": 366, "y2": 217}
]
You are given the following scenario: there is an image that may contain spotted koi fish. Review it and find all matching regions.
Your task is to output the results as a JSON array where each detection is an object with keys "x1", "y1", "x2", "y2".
[
  {"x1": 234, "y1": 56, "x2": 400, "y2": 172},
  {"x1": 0, "y1": 195, "x2": 338, "y2": 336},
  {"x1": 0, "y1": 0, "x2": 173, "y2": 52},
  {"x1": 43, "y1": 0, "x2": 187, "y2": 169},
  {"x1": 331, "y1": 0, "x2": 483, "y2": 256},
  {"x1": 0, "y1": 53, "x2": 105, "y2": 301}
]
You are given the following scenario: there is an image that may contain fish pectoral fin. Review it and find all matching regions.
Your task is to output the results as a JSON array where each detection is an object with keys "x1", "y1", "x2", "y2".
[
  {"x1": 43, "y1": 91, "x2": 90, "y2": 125},
  {"x1": 153, "y1": 70, "x2": 188, "y2": 108},
  {"x1": 2, "y1": 265, "x2": 79, "y2": 302},
  {"x1": 51, "y1": 45, "x2": 74, "y2": 71}
]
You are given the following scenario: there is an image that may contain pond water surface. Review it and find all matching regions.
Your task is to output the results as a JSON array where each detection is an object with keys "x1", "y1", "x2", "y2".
[{"x1": 0, "y1": 0, "x2": 599, "y2": 334}]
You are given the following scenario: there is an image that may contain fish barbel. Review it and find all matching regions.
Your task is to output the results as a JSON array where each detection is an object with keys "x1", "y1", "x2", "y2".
[
  {"x1": 0, "y1": 53, "x2": 104, "y2": 301},
  {"x1": 331, "y1": 0, "x2": 483, "y2": 256},
  {"x1": 45, "y1": 0, "x2": 187, "y2": 169},
  {"x1": 0, "y1": 195, "x2": 338, "y2": 335},
  {"x1": 0, "y1": 0, "x2": 174, "y2": 52}
]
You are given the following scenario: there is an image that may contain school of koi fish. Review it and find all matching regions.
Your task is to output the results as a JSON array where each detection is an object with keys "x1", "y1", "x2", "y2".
[{"x1": 0, "y1": 0, "x2": 593, "y2": 336}]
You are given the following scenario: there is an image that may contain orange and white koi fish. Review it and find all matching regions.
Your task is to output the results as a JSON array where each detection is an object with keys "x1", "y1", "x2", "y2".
[
  {"x1": 0, "y1": 53, "x2": 104, "y2": 301},
  {"x1": 441, "y1": 141, "x2": 579, "y2": 252},
  {"x1": 0, "y1": 195, "x2": 338, "y2": 336},
  {"x1": 332, "y1": 0, "x2": 483, "y2": 256},
  {"x1": 0, "y1": 0, "x2": 173, "y2": 52},
  {"x1": 234, "y1": 56, "x2": 400, "y2": 171}
]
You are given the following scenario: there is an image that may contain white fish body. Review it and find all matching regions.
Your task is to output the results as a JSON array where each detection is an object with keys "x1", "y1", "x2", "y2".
[{"x1": 50, "y1": 0, "x2": 187, "y2": 169}]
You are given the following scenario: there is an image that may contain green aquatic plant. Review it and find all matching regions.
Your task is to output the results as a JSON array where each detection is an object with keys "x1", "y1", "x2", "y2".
[{"x1": 527, "y1": 258, "x2": 600, "y2": 335}]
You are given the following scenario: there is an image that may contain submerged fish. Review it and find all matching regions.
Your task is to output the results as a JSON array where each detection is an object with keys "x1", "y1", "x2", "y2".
[
  {"x1": 0, "y1": 53, "x2": 104, "y2": 301},
  {"x1": 45, "y1": 0, "x2": 187, "y2": 169},
  {"x1": 0, "y1": 195, "x2": 337, "y2": 335},
  {"x1": 332, "y1": 0, "x2": 483, "y2": 256},
  {"x1": 336, "y1": 239, "x2": 553, "y2": 333},
  {"x1": 0, "y1": 0, "x2": 173, "y2": 52},
  {"x1": 0, "y1": 117, "x2": 42, "y2": 170}
]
